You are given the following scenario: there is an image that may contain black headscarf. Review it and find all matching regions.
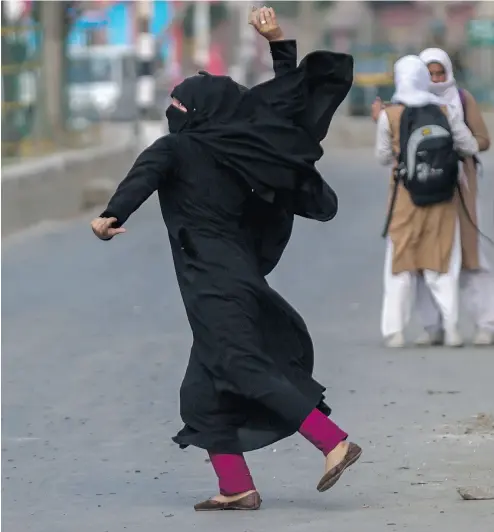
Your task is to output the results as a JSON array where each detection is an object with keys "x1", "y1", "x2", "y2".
[
  {"x1": 167, "y1": 72, "x2": 245, "y2": 132},
  {"x1": 165, "y1": 50, "x2": 353, "y2": 222}
]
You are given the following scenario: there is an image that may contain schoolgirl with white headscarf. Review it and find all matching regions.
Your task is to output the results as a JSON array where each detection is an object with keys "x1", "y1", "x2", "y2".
[
  {"x1": 391, "y1": 55, "x2": 444, "y2": 107},
  {"x1": 413, "y1": 48, "x2": 494, "y2": 346},
  {"x1": 375, "y1": 55, "x2": 480, "y2": 348},
  {"x1": 420, "y1": 48, "x2": 464, "y2": 117},
  {"x1": 376, "y1": 55, "x2": 448, "y2": 165}
]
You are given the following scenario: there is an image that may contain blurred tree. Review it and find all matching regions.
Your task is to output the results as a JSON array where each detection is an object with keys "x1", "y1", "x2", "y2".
[
  {"x1": 1, "y1": 3, "x2": 42, "y2": 157},
  {"x1": 40, "y1": 2, "x2": 89, "y2": 139},
  {"x1": 29, "y1": 0, "x2": 87, "y2": 35},
  {"x1": 2, "y1": 1, "x2": 101, "y2": 156}
]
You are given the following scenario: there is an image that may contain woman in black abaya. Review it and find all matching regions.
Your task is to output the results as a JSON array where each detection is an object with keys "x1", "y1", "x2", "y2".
[{"x1": 91, "y1": 36, "x2": 361, "y2": 511}]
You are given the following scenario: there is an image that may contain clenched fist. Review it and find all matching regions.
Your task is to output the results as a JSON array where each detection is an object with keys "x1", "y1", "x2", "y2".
[
  {"x1": 91, "y1": 216, "x2": 126, "y2": 240},
  {"x1": 248, "y1": 6, "x2": 284, "y2": 42}
]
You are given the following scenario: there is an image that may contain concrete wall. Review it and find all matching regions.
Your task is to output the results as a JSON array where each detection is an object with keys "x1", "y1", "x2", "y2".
[{"x1": 1, "y1": 131, "x2": 139, "y2": 237}]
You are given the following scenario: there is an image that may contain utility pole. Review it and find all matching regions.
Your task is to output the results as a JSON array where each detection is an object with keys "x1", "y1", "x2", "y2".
[
  {"x1": 136, "y1": 0, "x2": 155, "y2": 139},
  {"x1": 193, "y1": 0, "x2": 210, "y2": 69}
]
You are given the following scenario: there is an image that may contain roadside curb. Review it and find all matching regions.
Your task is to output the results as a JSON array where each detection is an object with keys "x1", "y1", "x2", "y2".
[{"x1": 1, "y1": 134, "x2": 139, "y2": 237}]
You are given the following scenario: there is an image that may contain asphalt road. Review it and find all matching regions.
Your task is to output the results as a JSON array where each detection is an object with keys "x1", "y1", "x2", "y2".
[{"x1": 3, "y1": 129, "x2": 494, "y2": 531}]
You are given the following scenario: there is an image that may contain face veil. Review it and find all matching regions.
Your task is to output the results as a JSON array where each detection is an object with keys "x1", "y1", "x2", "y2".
[{"x1": 166, "y1": 104, "x2": 188, "y2": 133}]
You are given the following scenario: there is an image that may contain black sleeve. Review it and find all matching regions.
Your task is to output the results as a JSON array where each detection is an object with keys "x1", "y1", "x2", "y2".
[
  {"x1": 269, "y1": 40, "x2": 297, "y2": 77},
  {"x1": 100, "y1": 135, "x2": 175, "y2": 226}
]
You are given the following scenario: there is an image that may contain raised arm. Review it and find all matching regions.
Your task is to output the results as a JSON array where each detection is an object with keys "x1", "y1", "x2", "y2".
[
  {"x1": 270, "y1": 40, "x2": 297, "y2": 77},
  {"x1": 249, "y1": 6, "x2": 296, "y2": 77},
  {"x1": 91, "y1": 135, "x2": 176, "y2": 240},
  {"x1": 244, "y1": 8, "x2": 298, "y2": 276}
]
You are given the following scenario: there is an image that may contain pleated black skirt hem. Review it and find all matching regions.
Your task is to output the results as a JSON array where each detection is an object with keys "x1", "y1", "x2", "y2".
[{"x1": 172, "y1": 398, "x2": 332, "y2": 454}]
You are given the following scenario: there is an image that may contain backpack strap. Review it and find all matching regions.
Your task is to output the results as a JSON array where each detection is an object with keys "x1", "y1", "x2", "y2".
[
  {"x1": 458, "y1": 88, "x2": 470, "y2": 130},
  {"x1": 458, "y1": 88, "x2": 467, "y2": 117},
  {"x1": 381, "y1": 166, "x2": 405, "y2": 239}
]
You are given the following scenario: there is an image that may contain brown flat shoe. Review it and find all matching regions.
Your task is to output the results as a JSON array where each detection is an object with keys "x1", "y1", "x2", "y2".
[
  {"x1": 194, "y1": 491, "x2": 262, "y2": 511},
  {"x1": 317, "y1": 442, "x2": 362, "y2": 493}
]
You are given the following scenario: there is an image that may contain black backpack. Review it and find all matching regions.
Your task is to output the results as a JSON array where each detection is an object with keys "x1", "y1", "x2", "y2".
[{"x1": 382, "y1": 104, "x2": 459, "y2": 237}]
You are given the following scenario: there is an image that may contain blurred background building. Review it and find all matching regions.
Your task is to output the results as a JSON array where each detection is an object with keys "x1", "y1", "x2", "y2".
[{"x1": 2, "y1": 0, "x2": 494, "y2": 163}]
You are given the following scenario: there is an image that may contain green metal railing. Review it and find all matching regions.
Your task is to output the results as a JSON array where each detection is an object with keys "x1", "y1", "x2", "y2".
[
  {"x1": 1, "y1": 23, "x2": 101, "y2": 163},
  {"x1": 1, "y1": 23, "x2": 43, "y2": 159}
]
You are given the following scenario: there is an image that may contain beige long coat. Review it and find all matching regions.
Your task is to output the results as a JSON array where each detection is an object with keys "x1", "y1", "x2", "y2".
[
  {"x1": 457, "y1": 89, "x2": 491, "y2": 270},
  {"x1": 385, "y1": 104, "x2": 457, "y2": 275}
]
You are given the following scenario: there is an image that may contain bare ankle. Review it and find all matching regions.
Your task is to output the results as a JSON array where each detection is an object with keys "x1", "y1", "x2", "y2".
[
  {"x1": 324, "y1": 441, "x2": 349, "y2": 470},
  {"x1": 213, "y1": 489, "x2": 256, "y2": 502},
  {"x1": 327, "y1": 441, "x2": 348, "y2": 456}
]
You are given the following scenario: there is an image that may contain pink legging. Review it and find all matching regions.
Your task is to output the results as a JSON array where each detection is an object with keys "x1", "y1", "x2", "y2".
[
  {"x1": 209, "y1": 452, "x2": 256, "y2": 496},
  {"x1": 209, "y1": 408, "x2": 347, "y2": 495}
]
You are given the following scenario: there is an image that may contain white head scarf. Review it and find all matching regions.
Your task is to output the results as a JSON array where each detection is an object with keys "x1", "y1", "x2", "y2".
[
  {"x1": 391, "y1": 55, "x2": 444, "y2": 107},
  {"x1": 419, "y1": 48, "x2": 463, "y2": 119}
]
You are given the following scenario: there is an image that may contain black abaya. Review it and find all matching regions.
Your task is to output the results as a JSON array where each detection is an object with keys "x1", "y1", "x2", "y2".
[
  {"x1": 100, "y1": 48, "x2": 354, "y2": 453},
  {"x1": 244, "y1": 41, "x2": 353, "y2": 275}
]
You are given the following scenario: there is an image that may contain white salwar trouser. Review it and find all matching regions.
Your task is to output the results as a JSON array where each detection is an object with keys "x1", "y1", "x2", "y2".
[
  {"x1": 416, "y1": 192, "x2": 494, "y2": 333},
  {"x1": 416, "y1": 246, "x2": 494, "y2": 333},
  {"x1": 381, "y1": 222, "x2": 462, "y2": 338}
]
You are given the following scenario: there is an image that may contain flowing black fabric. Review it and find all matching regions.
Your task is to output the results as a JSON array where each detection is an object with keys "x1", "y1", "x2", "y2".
[
  {"x1": 100, "y1": 43, "x2": 354, "y2": 454},
  {"x1": 168, "y1": 49, "x2": 353, "y2": 221},
  {"x1": 239, "y1": 44, "x2": 354, "y2": 275}
]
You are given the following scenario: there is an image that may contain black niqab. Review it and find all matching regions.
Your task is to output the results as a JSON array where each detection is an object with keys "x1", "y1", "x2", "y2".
[{"x1": 165, "y1": 105, "x2": 188, "y2": 134}]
